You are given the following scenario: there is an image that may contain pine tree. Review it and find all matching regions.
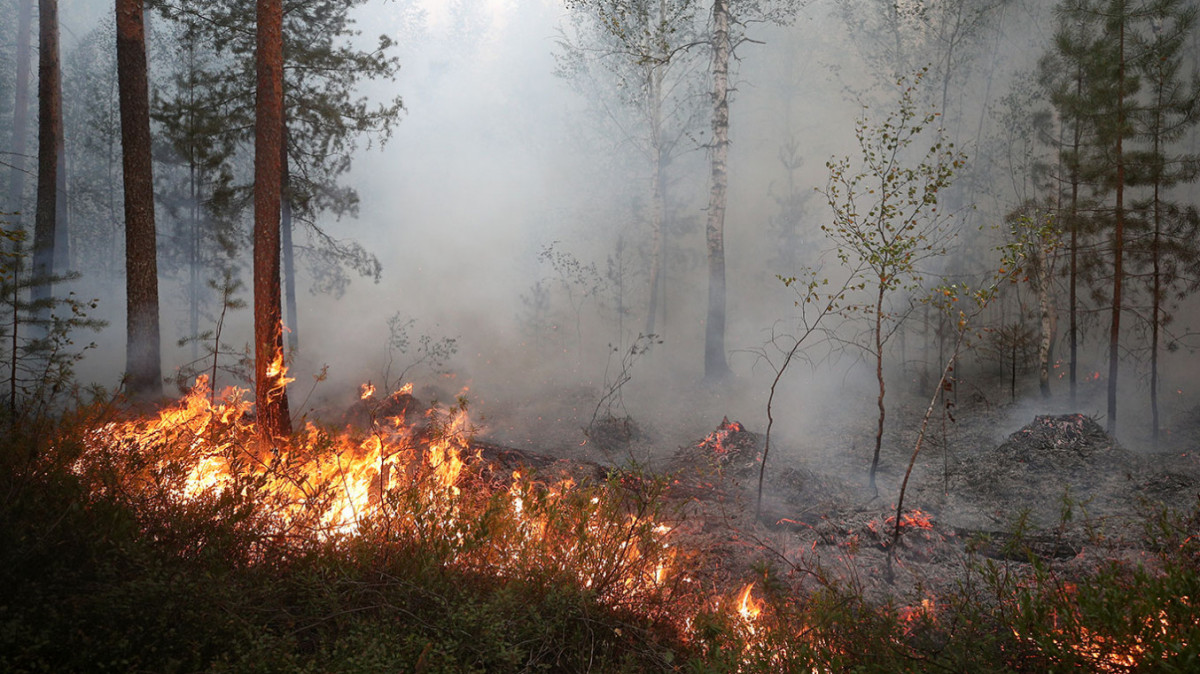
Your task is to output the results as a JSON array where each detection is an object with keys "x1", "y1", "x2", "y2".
[
  {"x1": 254, "y1": 0, "x2": 290, "y2": 440},
  {"x1": 1128, "y1": 0, "x2": 1200, "y2": 443},
  {"x1": 117, "y1": 0, "x2": 162, "y2": 398},
  {"x1": 152, "y1": 0, "x2": 400, "y2": 350}
]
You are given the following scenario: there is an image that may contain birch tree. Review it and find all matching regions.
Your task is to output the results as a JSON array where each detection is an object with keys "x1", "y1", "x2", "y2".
[{"x1": 821, "y1": 70, "x2": 964, "y2": 495}]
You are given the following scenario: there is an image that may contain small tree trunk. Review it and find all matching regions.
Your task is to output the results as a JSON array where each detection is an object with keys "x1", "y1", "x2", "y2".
[
  {"x1": 869, "y1": 282, "x2": 886, "y2": 496},
  {"x1": 703, "y1": 0, "x2": 732, "y2": 381},
  {"x1": 117, "y1": 0, "x2": 162, "y2": 398},
  {"x1": 254, "y1": 0, "x2": 291, "y2": 440}
]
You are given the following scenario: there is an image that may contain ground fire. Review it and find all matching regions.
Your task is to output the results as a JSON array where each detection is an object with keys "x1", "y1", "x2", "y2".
[{"x1": 50, "y1": 380, "x2": 1199, "y2": 670}]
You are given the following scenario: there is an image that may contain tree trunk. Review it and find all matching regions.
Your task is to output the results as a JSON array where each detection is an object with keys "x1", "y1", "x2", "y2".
[
  {"x1": 32, "y1": 0, "x2": 62, "y2": 323},
  {"x1": 117, "y1": 0, "x2": 162, "y2": 398},
  {"x1": 1037, "y1": 255, "x2": 1056, "y2": 399},
  {"x1": 254, "y1": 0, "x2": 291, "y2": 440},
  {"x1": 6, "y1": 0, "x2": 33, "y2": 231},
  {"x1": 869, "y1": 282, "x2": 886, "y2": 496},
  {"x1": 703, "y1": 0, "x2": 731, "y2": 381},
  {"x1": 1068, "y1": 62, "x2": 1083, "y2": 406},
  {"x1": 1149, "y1": 71, "x2": 1165, "y2": 446},
  {"x1": 1106, "y1": 15, "x2": 1125, "y2": 436}
]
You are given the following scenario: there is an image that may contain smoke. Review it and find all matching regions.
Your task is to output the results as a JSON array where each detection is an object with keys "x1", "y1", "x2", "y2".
[{"x1": 14, "y1": 0, "x2": 1200, "y2": 470}]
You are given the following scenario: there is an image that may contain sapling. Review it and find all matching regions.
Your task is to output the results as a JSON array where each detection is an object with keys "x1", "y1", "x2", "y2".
[
  {"x1": 820, "y1": 68, "x2": 965, "y2": 496},
  {"x1": 886, "y1": 235, "x2": 1028, "y2": 582}
]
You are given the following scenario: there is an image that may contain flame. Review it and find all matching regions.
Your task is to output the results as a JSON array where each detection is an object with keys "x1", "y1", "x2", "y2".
[
  {"x1": 736, "y1": 582, "x2": 763, "y2": 624},
  {"x1": 360, "y1": 383, "x2": 376, "y2": 400},
  {"x1": 265, "y1": 350, "x2": 294, "y2": 385}
]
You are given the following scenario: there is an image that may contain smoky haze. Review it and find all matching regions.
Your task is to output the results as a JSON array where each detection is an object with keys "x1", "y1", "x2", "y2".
[{"x1": 6, "y1": 0, "x2": 1199, "y2": 479}]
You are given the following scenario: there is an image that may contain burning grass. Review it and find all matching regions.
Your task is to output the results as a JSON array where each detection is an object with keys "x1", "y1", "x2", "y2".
[{"x1": 1, "y1": 382, "x2": 1198, "y2": 672}]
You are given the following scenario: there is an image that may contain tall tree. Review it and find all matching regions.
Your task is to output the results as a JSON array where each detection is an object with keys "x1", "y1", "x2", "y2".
[
  {"x1": 703, "y1": 0, "x2": 732, "y2": 380},
  {"x1": 1129, "y1": 0, "x2": 1200, "y2": 443},
  {"x1": 1102, "y1": 0, "x2": 1130, "y2": 436},
  {"x1": 117, "y1": 0, "x2": 162, "y2": 398},
  {"x1": 32, "y1": 0, "x2": 63, "y2": 321},
  {"x1": 152, "y1": 0, "x2": 399, "y2": 350},
  {"x1": 702, "y1": 0, "x2": 799, "y2": 381},
  {"x1": 254, "y1": 0, "x2": 290, "y2": 439},
  {"x1": 1039, "y1": 2, "x2": 1101, "y2": 405}
]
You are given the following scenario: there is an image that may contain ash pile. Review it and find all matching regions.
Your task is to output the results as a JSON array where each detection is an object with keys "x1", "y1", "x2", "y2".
[{"x1": 930, "y1": 414, "x2": 1140, "y2": 531}]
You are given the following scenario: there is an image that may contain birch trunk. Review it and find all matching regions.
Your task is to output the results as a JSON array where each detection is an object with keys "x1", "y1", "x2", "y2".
[{"x1": 703, "y1": 0, "x2": 731, "y2": 381}]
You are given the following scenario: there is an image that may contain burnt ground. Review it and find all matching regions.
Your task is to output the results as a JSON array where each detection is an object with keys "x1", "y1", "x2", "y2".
[{"x1": 463, "y1": 376, "x2": 1200, "y2": 607}]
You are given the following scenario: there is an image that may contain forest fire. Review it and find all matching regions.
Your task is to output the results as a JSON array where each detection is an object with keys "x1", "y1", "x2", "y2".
[
  {"x1": 71, "y1": 378, "x2": 706, "y2": 615},
  {"x1": 53, "y1": 382, "x2": 1198, "y2": 669}
]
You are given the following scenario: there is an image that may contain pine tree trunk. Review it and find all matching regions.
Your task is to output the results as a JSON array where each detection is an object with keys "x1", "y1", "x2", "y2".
[
  {"x1": 6, "y1": 0, "x2": 33, "y2": 231},
  {"x1": 703, "y1": 0, "x2": 731, "y2": 381},
  {"x1": 32, "y1": 0, "x2": 62, "y2": 324},
  {"x1": 1149, "y1": 61, "x2": 1167, "y2": 446},
  {"x1": 1068, "y1": 64, "x2": 1082, "y2": 406},
  {"x1": 1106, "y1": 15, "x2": 1125, "y2": 435},
  {"x1": 117, "y1": 0, "x2": 162, "y2": 398},
  {"x1": 254, "y1": 0, "x2": 291, "y2": 440}
]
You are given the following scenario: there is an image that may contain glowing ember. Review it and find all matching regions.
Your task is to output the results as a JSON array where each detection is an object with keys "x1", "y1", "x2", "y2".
[{"x1": 888, "y1": 509, "x2": 933, "y2": 530}]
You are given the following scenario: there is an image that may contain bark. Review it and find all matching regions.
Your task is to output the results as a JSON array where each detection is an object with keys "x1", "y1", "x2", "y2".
[
  {"x1": 117, "y1": 0, "x2": 163, "y2": 398},
  {"x1": 703, "y1": 0, "x2": 731, "y2": 381},
  {"x1": 254, "y1": 0, "x2": 291, "y2": 440},
  {"x1": 32, "y1": 0, "x2": 62, "y2": 321},
  {"x1": 6, "y1": 0, "x2": 33, "y2": 227},
  {"x1": 869, "y1": 283, "x2": 886, "y2": 496},
  {"x1": 1106, "y1": 16, "x2": 1125, "y2": 435},
  {"x1": 1037, "y1": 256, "x2": 1056, "y2": 399}
]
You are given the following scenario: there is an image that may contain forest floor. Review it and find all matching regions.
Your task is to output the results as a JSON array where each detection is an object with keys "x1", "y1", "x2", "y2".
[{"x1": 467, "y1": 373, "x2": 1200, "y2": 608}]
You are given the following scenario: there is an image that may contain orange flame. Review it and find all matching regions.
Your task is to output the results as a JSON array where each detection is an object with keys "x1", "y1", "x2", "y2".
[{"x1": 736, "y1": 582, "x2": 763, "y2": 624}]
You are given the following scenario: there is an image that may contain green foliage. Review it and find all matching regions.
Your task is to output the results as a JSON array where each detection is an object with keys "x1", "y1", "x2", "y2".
[
  {"x1": 149, "y1": 0, "x2": 401, "y2": 295},
  {"x1": 0, "y1": 220, "x2": 106, "y2": 431},
  {"x1": 822, "y1": 67, "x2": 965, "y2": 303}
]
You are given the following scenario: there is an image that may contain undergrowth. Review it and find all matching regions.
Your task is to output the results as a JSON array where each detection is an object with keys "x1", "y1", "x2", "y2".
[{"x1": 1, "y1": 397, "x2": 1197, "y2": 672}]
